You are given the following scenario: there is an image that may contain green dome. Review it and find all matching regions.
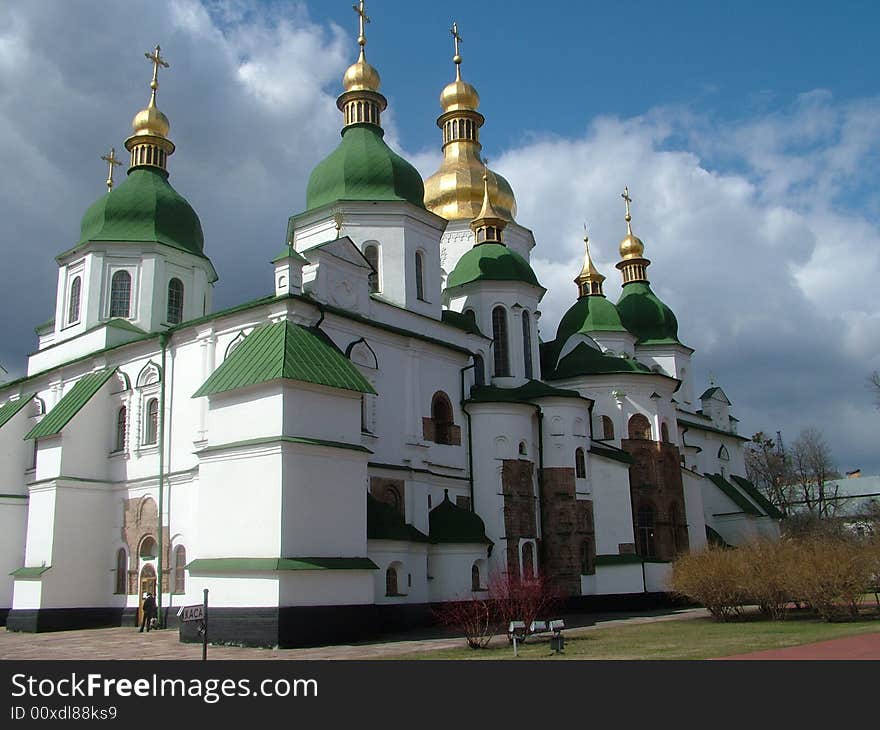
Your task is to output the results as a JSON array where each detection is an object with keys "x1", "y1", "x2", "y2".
[
  {"x1": 306, "y1": 124, "x2": 425, "y2": 210},
  {"x1": 549, "y1": 342, "x2": 655, "y2": 379},
  {"x1": 429, "y1": 490, "x2": 491, "y2": 544},
  {"x1": 616, "y1": 281, "x2": 680, "y2": 344},
  {"x1": 78, "y1": 168, "x2": 204, "y2": 256},
  {"x1": 367, "y1": 494, "x2": 428, "y2": 543},
  {"x1": 446, "y1": 243, "x2": 541, "y2": 289},
  {"x1": 556, "y1": 295, "x2": 628, "y2": 344}
]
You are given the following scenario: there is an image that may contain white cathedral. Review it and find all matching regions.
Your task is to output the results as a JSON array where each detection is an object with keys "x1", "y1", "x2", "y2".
[{"x1": 0, "y1": 8, "x2": 781, "y2": 647}]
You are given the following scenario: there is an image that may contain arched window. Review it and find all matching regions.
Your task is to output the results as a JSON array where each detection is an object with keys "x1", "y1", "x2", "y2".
[
  {"x1": 415, "y1": 251, "x2": 425, "y2": 301},
  {"x1": 139, "y1": 536, "x2": 158, "y2": 560},
  {"x1": 364, "y1": 244, "x2": 380, "y2": 293},
  {"x1": 144, "y1": 398, "x2": 159, "y2": 445},
  {"x1": 173, "y1": 545, "x2": 186, "y2": 594},
  {"x1": 115, "y1": 548, "x2": 128, "y2": 594},
  {"x1": 636, "y1": 505, "x2": 656, "y2": 558},
  {"x1": 115, "y1": 406, "x2": 127, "y2": 452},
  {"x1": 518, "y1": 441, "x2": 528, "y2": 456},
  {"x1": 385, "y1": 566, "x2": 398, "y2": 596},
  {"x1": 492, "y1": 306, "x2": 510, "y2": 376},
  {"x1": 68, "y1": 276, "x2": 81, "y2": 324},
  {"x1": 521, "y1": 311, "x2": 533, "y2": 379},
  {"x1": 473, "y1": 354, "x2": 485, "y2": 387},
  {"x1": 628, "y1": 414, "x2": 652, "y2": 440},
  {"x1": 669, "y1": 503, "x2": 681, "y2": 555},
  {"x1": 472, "y1": 563, "x2": 481, "y2": 591},
  {"x1": 109, "y1": 271, "x2": 132, "y2": 318},
  {"x1": 167, "y1": 278, "x2": 184, "y2": 324},
  {"x1": 384, "y1": 486, "x2": 402, "y2": 513},
  {"x1": 522, "y1": 542, "x2": 535, "y2": 579},
  {"x1": 463, "y1": 309, "x2": 477, "y2": 328},
  {"x1": 718, "y1": 445, "x2": 730, "y2": 461},
  {"x1": 580, "y1": 538, "x2": 595, "y2": 575},
  {"x1": 601, "y1": 415, "x2": 615, "y2": 440},
  {"x1": 661, "y1": 422, "x2": 670, "y2": 443},
  {"x1": 431, "y1": 391, "x2": 454, "y2": 445},
  {"x1": 575, "y1": 447, "x2": 586, "y2": 478}
]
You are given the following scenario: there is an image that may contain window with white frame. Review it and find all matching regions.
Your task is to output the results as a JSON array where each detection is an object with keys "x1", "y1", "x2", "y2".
[
  {"x1": 109, "y1": 270, "x2": 132, "y2": 318},
  {"x1": 68, "y1": 276, "x2": 82, "y2": 325}
]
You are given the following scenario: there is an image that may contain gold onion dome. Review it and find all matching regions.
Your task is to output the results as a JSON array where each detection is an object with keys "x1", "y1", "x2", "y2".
[
  {"x1": 125, "y1": 45, "x2": 175, "y2": 171},
  {"x1": 131, "y1": 104, "x2": 170, "y2": 138},
  {"x1": 575, "y1": 230, "x2": 606, "y2": 296},
  {"x1": 343, "y1": 54, "x2": 381, "y2": 93},
  {"x1": 424, "y1": 21, "x2": 516, "y2": 221}
]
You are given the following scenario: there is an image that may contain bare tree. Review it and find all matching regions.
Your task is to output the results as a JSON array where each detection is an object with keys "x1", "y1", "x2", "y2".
[
  {"x1": 868, "y1": 371, "x2": 880, "y2": 408},
  {"x1": 790, "y1": 428, "x2": 841, "y2": 518},
  {"x1": 745, "y1": 431, "x2": 793, "y2": 515}
]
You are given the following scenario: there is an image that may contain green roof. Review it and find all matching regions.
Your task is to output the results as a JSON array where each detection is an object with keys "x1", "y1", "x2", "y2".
[
  {"x1": 367, "y1": 494, "x2": 429, "y2": 542},
  {"x1": 306, "y1": 124, "x2": 425, "y2": 211},
  {"x1": 705, "y1": 525, "x2": 731, "y2": 547},
  {"x1": 547, "y1": 342, "x2": 656, "y2": 380},
  {"x1": 0, "y1": 393, "x2": 35, "y2": 430},
  {"x1": 75, "y1": 168, "x2": 206, "y2": 257},
  {"x1": 589, "y1": 441, "x2": 634, "y2": 464},
  {"x1": 192, "y1": 320, "x2": 376, "y2": 398},
  {"x1": 441, "y1": 309, "x2": 484, "y2": 336},
  {"x1": 616, "y1": 281, "x2": 680, "y2": 345},
  {"x1": 186, "y1": 557, "x2": 378, "y2": 572},
  {"x1": 25, "y1": 369, "x2": 116, "y2": 440},
  {"x1": 10, "y1": 565, "x2": 52, "y2": 578},
  {"x1": 594, "y1": 554, "x2": 643, "y2": 566},
  {"x1": 446, "y1": 243, "x2": 541, "y2": 289},
  {"x1": 429, "y1": 490, "x2": 492, "y2": 544},
  {"x1": 555, "y1": 296, "x2": 628, "y2": 344},
  {"x1": 467, "y1": 379, "x2": 583, "y2": 405},
  {"x1": 271, "y1": 244, "x2": 309, "y2": 264},
  {"x1": 699, "y1": 386, "x2": 730, "y2": 402},
  {"x1": 704, "y1": 473, "x2": 762, "y2": 516},
  {"x1": 730, "y1": 475, "x2": 784, "y2": 519},
  {"x1": 678, "y1": 418, "x2": 749, "y2": 442}
]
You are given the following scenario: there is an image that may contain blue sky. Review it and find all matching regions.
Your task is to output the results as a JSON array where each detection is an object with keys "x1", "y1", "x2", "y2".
[{"x1": 1, "y1": 0, "x2": 879, "y2": 473}]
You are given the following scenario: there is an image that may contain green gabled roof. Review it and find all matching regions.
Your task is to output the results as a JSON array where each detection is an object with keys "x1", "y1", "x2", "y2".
[
  {"x1": 704, "y1": 473, "x2": 762, "y2": 516},
  {"x1": 186, "y1": 557, "x2": 378, "y2": 572},
  {"x1": 271, "y1": 244, "x2": 309, "y2": 265},
  {"x1": 10, "y1": 565, "x2": 52, "y2": 578},
  {"x1": 678, "y1": 418, "x2": 749, "y2": 442},
  {"x1": 106, "y1": 318, "x2": 147, "y2": 334},
  {"x1": 699, "y1": 386, "x2": 730, "y2": 402},
  {"x1": 555, "y1": 295, "x2": 628, "y2": 344},
  {"x1": 25, "y1": 369, "x2": 116, "y2": 440},
  {"x1": 441, "y1": 309, "x2": 484, "y2": 336},
  {"x1": 306, "y1": 124, "x2": 425, "y2": 211},
  {"x1": 367, "y1": 494, "x2": 429, "y2": 543},
  {"x1": 192, "y1": 320, "x2": 376, "y2": 398},
  {"x1": 589, "y1": 440, "x2": 634, "y2": 464},
  {"x1": 547, "y1": 342, "x2": 656, "y2": 380},
  {"x1": 467, "y1": 379, "x2": 583, "y2": 405},
  {"x1": 705, "y1": 525, "x2": 731, "y2": 548},
  {"x1": 730, "y1": 475, "x2": 784, "y2": 519},
  {"x1": 616, "y1": 281, "x2": 680, "y2": 345},
  {"x1": 429, "y1": 490, "x2": 492, "y2": 544},
  {"x1": 446, "y1": 243, "x2": 541, "y2": 289},
  {"x1": 0, "y1": 393, "x2": 36, "y2": 430},
  {"x1": 75, "y1": 168, "x2": 206, "y2": 257}
]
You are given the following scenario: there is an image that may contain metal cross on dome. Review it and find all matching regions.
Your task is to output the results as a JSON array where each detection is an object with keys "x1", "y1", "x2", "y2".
[
  {"x1": 101, "y1": 147, "x2": 122, "y2": 192},
  {"x1": 353, "y1": 1, "x2": 370, "y2": 48},
  {"x1": 145, "y1": 44, "x2": 169, "y2": 104}
]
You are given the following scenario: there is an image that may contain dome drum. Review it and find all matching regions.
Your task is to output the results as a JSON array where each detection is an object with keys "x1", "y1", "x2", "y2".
[
  {"x1": 337, "y1": 89, "x2": 388, "y2": 129},
  {"x1": 437, "y1": 108, "x2": 485, "y2": 147}
]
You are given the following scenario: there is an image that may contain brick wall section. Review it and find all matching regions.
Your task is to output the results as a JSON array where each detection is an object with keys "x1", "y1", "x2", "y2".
[
  {"x1": 121, "y1": 497, "x2": 171, "y2": 595},
  {"x1": 501, "y1": 459, "x2": 537, "y2": 576},
  {"x1": 620, "y1": 439, "x2": 690, "y2": 560},
  {"x1": 369, "y1": 477, "x2": 406, "y2": 516},
  {"x1": 422, "y1": 417, "x2": 462, "y2": 446},
  {"x1": 540, "y1": 467, "x2": 594, "y2": 596}
]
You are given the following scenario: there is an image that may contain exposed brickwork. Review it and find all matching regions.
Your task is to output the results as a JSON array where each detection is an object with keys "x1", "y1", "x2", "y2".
[
  {"x1": 121, "y1": 497, "x2": 171, "y2": 595},
  {"x1": 620, "y1": 439, "x2": 690, "y2": 560},
  {"x1": 539, "y1": 467, "x2": 594, "y2": 596},
  {"x1": 421, "y1": 417, "x2": 462, "y2": 446},
  {"x1": 501, "y1": 459, "x2": 537, "y2": 576},
  {"x1": 369, "y1": 477, "x2": 406, "y2": 516}
]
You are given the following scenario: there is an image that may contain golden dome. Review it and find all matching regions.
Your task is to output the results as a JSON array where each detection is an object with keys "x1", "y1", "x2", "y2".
[
  {"x1": 343, "y1": 55, "x2": 381, "y2": 93},
  {"x1": 440, "y1": 78, "x2": 479, "y2": 113},
  {"x1": 424, "y1": 156, "x2": 517, "y2": 221},
  {"x1": 619, "y1": 232, "x2": 645, "y2": 260},
  {"x1": 131, "y1": 104, "x2": 170, "y2": 138}
]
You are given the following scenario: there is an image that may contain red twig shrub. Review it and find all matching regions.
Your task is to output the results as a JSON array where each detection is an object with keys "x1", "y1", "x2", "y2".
[{"x1": 433, "y1": 596, "x2": 494, "y2": 649}]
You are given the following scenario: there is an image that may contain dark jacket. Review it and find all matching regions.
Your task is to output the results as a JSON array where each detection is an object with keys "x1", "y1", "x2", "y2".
[{"x1": 143, "y1": 595, "x2": 157, "y2": 617}]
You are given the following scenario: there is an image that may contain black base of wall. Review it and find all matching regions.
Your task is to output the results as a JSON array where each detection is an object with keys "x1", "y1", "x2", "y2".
[
  {"x1": 565, "y1": 591, "x2": 690, "y2": 614},
  {"x1": 6, "y1": 606, "x2": 182, "y2": 634},
  {"x1": 0, "y1": 608, "x2": 9, "y2": 627}
]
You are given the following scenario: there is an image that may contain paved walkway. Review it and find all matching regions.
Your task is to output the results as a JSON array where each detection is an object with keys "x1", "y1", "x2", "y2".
[
  {"x1": 0, "y1": 607, "x2": 706, "y2": 660},
  {"x1": 719, "y1": 632, "x2": 880, "y2": 660}
]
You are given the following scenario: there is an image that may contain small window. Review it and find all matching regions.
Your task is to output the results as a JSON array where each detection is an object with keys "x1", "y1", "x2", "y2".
[
  {"x1": 522, "y1": 542, "x2": 535, "y2": 580},
  {"x1": 575, "y1": 447, "x2": 586, "y2": 478},
  {"x1": 519, "y1": 441, "x2": 528, "y2": 457},
  {"x1": 472, "y1": 563, "x2": 481, "y2": 591},
  {"x1": 364, "y1": 244, "x2": 380, "y2": 293},
  {"x1": 521, "y1": 311, "x2": 533, "y2": 379},
  {"x1": 139, "y1": 536, "x2": 158, "y2": 560},
  {"x1": 109, "y1": 270, "x2": 132, "y2": 318},
  {"x1": 173, "y1": 545, "x2": 186, "y2": 594},
  {"x1": 492, "y1": 307, "x2": 510, "y2": 377},
  {"x1": 431, "y1": 391, "x2": 454, "y2": 445},
  {"x1": 68, "y1": 276, "x2": 82, "y2": 324},
  {"x1": 115, "y1": 548, "x2": 128, "y2": 594},
  {"x1": 637, "y1": 505, "x2": 656, "y2": 558},
  {"x1": 628, "y1": 414, "x2": 652, "y2": 441},
  {"x1": 581, "y1": 538, "x2": 595, "y2": 575},
  {"x1": 144, "y1": 398, "x2": 159, "y2": 446},
  {"x1": 415, "y1": 251, "x2": 425, "y2": 301},
  {"x1": 385, "y1": 566, "x2": 398, "y2": 596},
  {"x1": 473, "y1": 354, "x2": 485, "y2": 387},
  {"x1": 167, "y1": 278, "x2": 184, "y2": 324},
  {"x1": 669, "y1": 503, "x2": 681, "y2": 555},
  {"x1": 115, "y1": 406, "x2": 127, "y2": 452}
]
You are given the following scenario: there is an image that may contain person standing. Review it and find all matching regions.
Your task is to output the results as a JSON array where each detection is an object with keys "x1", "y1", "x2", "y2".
[{"x1": 140, "y1": 592, "x2": 157, "y2": 632}]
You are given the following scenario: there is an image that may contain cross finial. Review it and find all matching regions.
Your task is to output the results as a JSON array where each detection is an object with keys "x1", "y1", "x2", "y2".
[
  {"x1": 451, "y1": 21, "x2": 463, "y2": 79},
  {"x1": 332, "y1": 209, "x2": 345, "y2": 238},
  {"x1": 101, "y1": 147, "x2": 123, "y2": 192},
  {"x1": 144, "y1": 44, "x2": 169, "y2": 107},
  {"x1": 621, "y1": 186, "x2": 633, "y2": 233},
  {"x1": 353, "y1": 1, "x2": 370, "y2": 56}
]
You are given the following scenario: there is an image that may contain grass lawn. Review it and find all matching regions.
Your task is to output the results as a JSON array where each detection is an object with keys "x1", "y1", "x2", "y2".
[{"x1": 390, "y1": 610, "x2": 880, "y2": 660}]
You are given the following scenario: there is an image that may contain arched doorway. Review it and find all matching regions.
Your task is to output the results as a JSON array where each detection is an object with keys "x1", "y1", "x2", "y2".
[{"x1": 138, "y1": 563, "x2": 157, "y2": 627}]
